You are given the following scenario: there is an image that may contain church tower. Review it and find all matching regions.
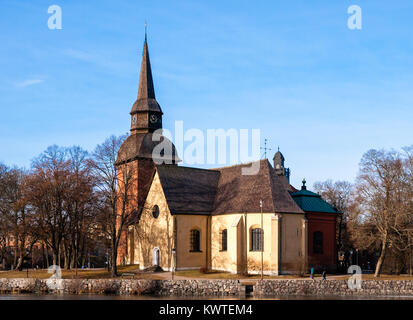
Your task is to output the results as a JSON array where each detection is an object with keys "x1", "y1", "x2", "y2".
[
  {"x1": 273, "y1": 150, "x2": 291, "y2": 183},
  {"x1": 130, "y1": 35, "x2": 163, "y2": 134},
  {"x1": 115, "y1": 33, "x2": 180, "y2": 265}
]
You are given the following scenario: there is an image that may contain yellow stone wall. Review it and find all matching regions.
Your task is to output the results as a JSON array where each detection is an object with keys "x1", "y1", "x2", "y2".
[
  {"x1": 128, "y1": 172, "x2": 175, "y2": 271},
  {"x1": 210, "y1": 212, "x2": 306, "y2": 275},
  {"x1": 280, "y1": 213, "x2": 307, "y2": 274},
  {"x1": 210, "y1": 214, "x2": 240, "y2": 273},
  {"x1": 129, "y1": 172, "x2": 307, "y2": 275},
  {"x1": 175, "y1": 214, "x2": 208, "y2": 270}
]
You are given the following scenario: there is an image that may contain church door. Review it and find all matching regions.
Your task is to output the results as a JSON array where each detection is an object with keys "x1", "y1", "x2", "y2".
[{"x1": 152, "y1": 247, "x2": 160, "y2": 266}]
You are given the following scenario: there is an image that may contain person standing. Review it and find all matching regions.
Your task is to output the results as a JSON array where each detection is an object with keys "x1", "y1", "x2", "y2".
[
  {"x1": 322, "y1": 270, "x2": 327, "y2": 280},
  {"x1": 310, "y1": 267, "x2": 314, "y2": 279}
]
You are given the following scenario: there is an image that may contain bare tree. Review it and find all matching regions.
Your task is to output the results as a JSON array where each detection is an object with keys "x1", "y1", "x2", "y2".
[
  {"x1": 25, "y1": 145, "x2": 72, "y2": 266},
  {"x1": 90, "y1": 134, "x2": 135, "y2": 277},
  {"x1": 0, "y1": 163, "x2": 13, "y2": 269},
  {"x1": 0, "y1": 163, "x2": 38, "y2": 270},
  {"x1": 314, "y1": 180, "x2": 353, "y2": 252},
  {"x1": 354, "y1": 148, "x2": 412, "y2": 277}
]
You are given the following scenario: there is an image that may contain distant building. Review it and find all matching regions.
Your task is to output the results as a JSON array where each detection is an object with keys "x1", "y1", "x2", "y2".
[
  {"x1": 116, "y1": 35, "x2": 338, "y2": 275},
  {"x1": 291, "y1": 180, "x2": 339, "y2": 272}
]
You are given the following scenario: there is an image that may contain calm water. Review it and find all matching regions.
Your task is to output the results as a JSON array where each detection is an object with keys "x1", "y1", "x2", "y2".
[{"x1": 1, "y1": 294, "x2": 413, "y2": 300}]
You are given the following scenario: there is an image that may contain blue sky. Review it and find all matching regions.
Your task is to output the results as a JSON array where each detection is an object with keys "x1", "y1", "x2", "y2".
[{"x1": 0, "y1": 0, "x2": 412, "y2": 188}]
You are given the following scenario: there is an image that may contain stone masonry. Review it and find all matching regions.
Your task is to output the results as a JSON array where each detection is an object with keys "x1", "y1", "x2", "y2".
[{"x1": 1, "y1": 278, "x2": 413, "y2": 297}]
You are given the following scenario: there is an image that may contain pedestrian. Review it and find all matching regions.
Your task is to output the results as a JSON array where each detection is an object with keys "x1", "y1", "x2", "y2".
[
  {"x1": 310, "y1": 267, "x2": 314, "y2": 279},
  {"x1": 322, "y1": 270, "x2": 327, "y2": 280}
]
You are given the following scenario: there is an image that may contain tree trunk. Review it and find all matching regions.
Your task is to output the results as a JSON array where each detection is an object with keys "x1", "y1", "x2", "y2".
[
  {"x1": 70, "y1": 249, "x2": 76, "y2": 269},
  {"x1": 111, "y1": 246, "x2": 118, "y2": 277},
  {"x1": 375, "y1": 238, "x2": 387, "y2": 277},
  {"x1": 52, "y1": 249, "x2": 58, "y2": 266},
  {"x1": 16, "y1": 255, "x2": 23, "y2": 271}
]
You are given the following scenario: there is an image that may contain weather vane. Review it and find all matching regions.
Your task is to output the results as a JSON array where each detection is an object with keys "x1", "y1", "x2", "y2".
[{"x1": 260, "y1": 139, "x2": 272, "y2": 159}]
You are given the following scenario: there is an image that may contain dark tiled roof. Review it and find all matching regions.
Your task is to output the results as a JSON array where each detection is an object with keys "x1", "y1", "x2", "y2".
[
  {"x1": 291, "y1": 189, "x2": 339, "y2": 214},
  {"x1": 156, "y1": 165, "x2": 220, "y2": 215},
  {"x1": 153, "y1": 160, "x2": 304, "y2": 216},
  {"x1": 212, "y1": 160, "x2": 303, "y2": 215},
  {"x1": 116, "y1": 133, "x2": 180, "y2": 165},
  {"x1": 289, "y1": 184, "x2": 298, "y2": 192}
]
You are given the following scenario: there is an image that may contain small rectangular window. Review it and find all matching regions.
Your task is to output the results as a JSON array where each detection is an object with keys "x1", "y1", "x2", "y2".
[{"x1": 250, "y1": 228, "x2": 264, "y2": 251}]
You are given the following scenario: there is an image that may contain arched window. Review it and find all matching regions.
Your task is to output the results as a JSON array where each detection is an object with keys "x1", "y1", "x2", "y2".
[
  {"x1": 221, "y1": 229, "x2": 228, "y2": 251},
  {"x1": 250, "y1": 228, "x2": 263, "y2": 251},
  {"x1": 190, "y1": 229, "x2": 201, "y2": 252},
  {"x1": 313, "y1": 231, "x2": 323, "y2": 254}
]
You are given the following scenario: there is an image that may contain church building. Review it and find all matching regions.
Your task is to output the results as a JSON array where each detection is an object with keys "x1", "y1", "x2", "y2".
[{"x1": 116, "y1": 35, "x2": 339, "y2": 275}]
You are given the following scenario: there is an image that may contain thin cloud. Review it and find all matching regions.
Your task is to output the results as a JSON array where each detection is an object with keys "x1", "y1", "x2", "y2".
[{"x1": 15, "y1": 79, "x2": 44, "y2": 88}]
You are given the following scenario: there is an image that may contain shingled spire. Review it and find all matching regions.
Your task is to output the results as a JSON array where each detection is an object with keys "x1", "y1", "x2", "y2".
[
  {"x1": 137, "y1": 36, "x2": 155, "y2": 100},
  {"x1": 130, "y1": 31, "x2": 163, "y2": 134}
]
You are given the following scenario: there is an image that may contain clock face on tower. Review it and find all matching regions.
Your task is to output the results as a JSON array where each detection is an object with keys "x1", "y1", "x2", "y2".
[
  {"x1": 149, "y1": 114, "x2": 158, "y2": 124},
  {"x1": 132, "y1": 115, "x2": 137, "y2": 124}
]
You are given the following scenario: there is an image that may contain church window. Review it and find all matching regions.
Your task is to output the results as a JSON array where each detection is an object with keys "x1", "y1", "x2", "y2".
[
  {"x1": 152, "y1": 205, "x2": 160, "y2": 218},
  {"x1": 251, "y1": 228, "x2": 263, "y2": 251},
  {"x1": 221, "y1": 229, "x2": 228, "y2": 251},
  {"x1": 313, "y1": 231, "x2": 323, "y2": 254},
  {"x1": 190, "y1": 229, "x2": 201, "y2": 252}
]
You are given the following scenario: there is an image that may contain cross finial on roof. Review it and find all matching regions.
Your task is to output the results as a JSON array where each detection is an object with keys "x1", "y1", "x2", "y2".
[
  {"x1": 260, "y1": 139, "x2": 272, "y2": 159},
  {"x1": 302, "y1": 178, "x2": 307, "y2": 190}
]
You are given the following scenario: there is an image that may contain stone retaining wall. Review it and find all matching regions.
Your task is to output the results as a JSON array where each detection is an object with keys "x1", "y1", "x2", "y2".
[
  {"x1": 254, "y1": 279, "x2": 413, "y2": 297},
  {"x1": 1, "y1": 278, "x2": 413, "y2": 297},
  {"x1": 0, "y1": 278, "x2": 243, "y2": 296}
]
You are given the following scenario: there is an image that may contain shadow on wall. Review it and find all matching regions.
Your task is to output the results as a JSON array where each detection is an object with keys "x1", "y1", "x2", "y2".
[{"x1": 134, "y1": 205, "x2": 174, "y2": 270}]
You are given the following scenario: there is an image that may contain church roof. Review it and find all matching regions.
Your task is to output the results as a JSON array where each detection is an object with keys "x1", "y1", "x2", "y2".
[
  {"x1": 290, "y1": 189, "x2": 339, "y2": 214},
  {"x1": 153, "y1": 159, "x2": 304, "y2": 215},
  {"x1": 115, "y1": 133, "x2": 180, "y2": 165},
  {"x1": 155, "y1": 165, "x2": 220, "y2": 215},
  {"x1": 130, "y1": 37, "x2": 162, "y2": 114},
  {"x1": 212, "y1": 160, "x2": 304, "y2": 215}
]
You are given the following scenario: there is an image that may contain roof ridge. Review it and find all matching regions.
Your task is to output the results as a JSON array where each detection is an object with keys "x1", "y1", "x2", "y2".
[
  {"x1": 156, "y1": 164, "x2": 220, "y2": 173},
  {"x1": 212, "y1": 159, "x2": 265, "y2": 170}
]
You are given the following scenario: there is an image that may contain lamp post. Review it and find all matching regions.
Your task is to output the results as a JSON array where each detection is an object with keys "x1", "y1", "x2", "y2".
[
  {"x1": 260, "y1": 199, "x2": 263, "y2": 281},
  {"x1": 171, "y1": 248, "x2": 176, "y2": 280}
]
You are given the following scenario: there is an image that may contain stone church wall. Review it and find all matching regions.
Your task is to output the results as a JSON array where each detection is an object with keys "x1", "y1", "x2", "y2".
[{"x1": 130, "y1": 172, "x2": 175, "y2": 270}]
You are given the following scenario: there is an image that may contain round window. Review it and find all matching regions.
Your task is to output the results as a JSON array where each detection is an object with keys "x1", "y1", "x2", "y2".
[{"x1": 152, "y1": 205, "x2": 160, "y2": 218}]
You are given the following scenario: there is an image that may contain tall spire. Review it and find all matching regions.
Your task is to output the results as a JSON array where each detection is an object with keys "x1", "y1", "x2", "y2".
[
  {"x1": 144, "y1": 20, "x2": 147, "y2": 43},
  {"x1": 130, "y1": 28, "x2": 163, "y2": 135},
  {"x1": 137, "y1": 32, "x2": 155, "y2": 100}
]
